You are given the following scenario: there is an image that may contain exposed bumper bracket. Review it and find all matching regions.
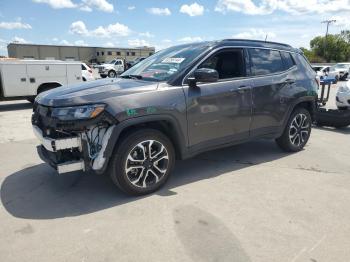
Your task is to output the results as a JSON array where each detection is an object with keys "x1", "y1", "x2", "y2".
[{"x1": 33, "y1": 125, "x2": 81, "y2": 152}]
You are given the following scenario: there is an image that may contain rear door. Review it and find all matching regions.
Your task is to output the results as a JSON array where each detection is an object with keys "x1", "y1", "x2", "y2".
[{"x1": 248, "y1": 48, "x2": 297, "y2": 137}]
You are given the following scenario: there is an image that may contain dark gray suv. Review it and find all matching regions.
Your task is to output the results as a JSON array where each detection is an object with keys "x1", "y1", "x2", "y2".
[{"x1": 32, "y1": 39, "x2": 318, "y2": 195}]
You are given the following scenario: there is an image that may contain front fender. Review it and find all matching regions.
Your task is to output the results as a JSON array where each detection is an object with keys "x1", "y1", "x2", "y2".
[{"x1": 101, "y1": 114, "x2": 187, "y2": 168}]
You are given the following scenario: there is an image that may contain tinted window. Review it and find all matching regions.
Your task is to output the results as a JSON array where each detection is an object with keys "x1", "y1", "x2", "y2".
[
  {"x1": 107, "y1": 51, "x2": 112, "y2": 55},
  {"x1": 81, "y1": 64, "x2": 86, "y2": 70},
  {"x1": 116, "y1": 51, "x2": 121, "y2": 56},
  {"x1": 281, "y1": 52, "x2": 295, "y2": 70},
  {"x1": 199, "y1": 49, "x2": 245, "y2": 79},
  {"x1": 249, "y1": 49, "x2": 284, "y2": 76}
]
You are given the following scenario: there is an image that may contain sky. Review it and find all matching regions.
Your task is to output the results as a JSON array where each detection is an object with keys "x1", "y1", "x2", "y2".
[{"x1": 1, "y1": 0, "x2": 350, "y2": 56}]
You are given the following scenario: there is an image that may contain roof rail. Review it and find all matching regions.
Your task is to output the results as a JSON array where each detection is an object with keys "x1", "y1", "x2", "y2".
[{"x1": 220, "y1": 39, "x2": 292, "y2": 48}]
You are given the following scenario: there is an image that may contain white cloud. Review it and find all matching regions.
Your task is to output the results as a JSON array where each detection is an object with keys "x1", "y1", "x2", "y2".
[
  {"x1": 180, "y1": 2, "x2": 204, "y2": 16},
  {"x1": 32, "y1": 0, "x2": 77, "y2": 9},
  {"x1": 52, "y1": 37, "x2": 59, "y2": 41},
  {"x1": 74, "y1": 40, "x2": 88, "y2": 46},
  {"x1": 69, "y1": 21, "x2": 89, "y2": 35},
  {"x1": 128, "y1": 6, "x2": 135, "y2": 10},
  {"x1": 33, "y1": 0, "x2": 114, "y2": 12},
  {"x1": 81, "y1": 0, "x2": 113, "y2": 13},
  {"x1": 60, "y1": 39, "x2": 71, "y2": 45},
  {"x1": 80, "y1": 5, "x2": 92, "y2": 12},
  {"x1": 128, "y1": 39, "x2": 150, "y2": 47},
  {"x1": 69, "y1": 20, "x2": 131, "y2": 38},
  {"x1": 215, "y1": 0, "x2": 350, "y2": 15},
  {"x1": 147, "y1": 7, "x2": 171, "y2": 16},
  {"x1": 104, "y1": 42, "x2": 115, "y2": 47},
  {"x1": 139, "y1": 32, "x2": 154, "y2": 38},
  {"x1": 12, "y1": 36, "x2": 29, "y2": 44},
  {"x1": 233, "y1": 28, "x2": 277, "y2": 40},
  {"x1": 178, "y1": 36, "x2": 203, "y2": 43},
  {"x1": 0, "y1": 21, "x2": 32, "y2": 30},
  {"x1": 332, "y1": 15, "x2": 350, "y2": 28}
]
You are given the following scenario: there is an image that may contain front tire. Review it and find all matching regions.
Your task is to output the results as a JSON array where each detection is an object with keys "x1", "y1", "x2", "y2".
[
  {"x1": 108, "y1": 70, "x2": 116, "y2": 78},
  {"x1": 276, "y1": 107, "x2": 312, "y2": 152},
  {"x1": 109, "y1": 129, "x2": 175, "y2": 196}
]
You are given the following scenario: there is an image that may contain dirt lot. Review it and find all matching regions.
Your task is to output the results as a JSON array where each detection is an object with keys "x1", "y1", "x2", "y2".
[{"x1": 0, "y1": 83, "x2": 349, "y2": 262}]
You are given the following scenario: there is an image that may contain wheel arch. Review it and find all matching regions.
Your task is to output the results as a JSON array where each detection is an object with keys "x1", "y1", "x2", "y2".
[
  {"x1": 104, "y1": 115, "x2": 187, "y2": 162},
  {"x1": 279, "y1": 97, "x2": 316, "y2": 136},
  {"x1": 37, "y1": 82, "x2": 62, "y2": 94}
]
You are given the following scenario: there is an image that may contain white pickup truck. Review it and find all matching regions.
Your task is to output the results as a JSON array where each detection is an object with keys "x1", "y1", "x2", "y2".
[
  {"x1": 98, "y1": 59, "x2": 126, "y2": 78},
  {"x1": 0, "y1": 60, "x2": 82, "y2": 102}
]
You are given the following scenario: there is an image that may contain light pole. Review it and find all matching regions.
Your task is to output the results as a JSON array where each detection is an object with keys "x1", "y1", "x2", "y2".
[{"x1": 321, "y1": 19, "x2": 336, "y2": 61}]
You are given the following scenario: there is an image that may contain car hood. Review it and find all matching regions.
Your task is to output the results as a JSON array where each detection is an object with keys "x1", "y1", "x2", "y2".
[{"x1": 36, "y1": 78, "x2": 159, "y2": 107}]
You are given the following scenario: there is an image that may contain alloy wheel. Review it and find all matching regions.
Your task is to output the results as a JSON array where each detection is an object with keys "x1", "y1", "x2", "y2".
[
  {"x1": 289, "y1": 113, "x2": 310, "y2": 147},
  {"x1": 124, "y1": 140, "x2": 169, "y2": 188}
]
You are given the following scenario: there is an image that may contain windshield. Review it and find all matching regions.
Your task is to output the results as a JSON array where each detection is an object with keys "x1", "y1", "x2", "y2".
[
  {"x1": 108, "y1": 59, "x2": 116, "y2": 64},
  {"x1": 121, "y1": 44, "x2": 209, "y2": 81}
]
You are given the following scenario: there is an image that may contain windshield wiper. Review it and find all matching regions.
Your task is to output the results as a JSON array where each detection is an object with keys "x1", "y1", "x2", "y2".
[{"x1": 120, "y1": 74, "x2": 143, "y2": 80}]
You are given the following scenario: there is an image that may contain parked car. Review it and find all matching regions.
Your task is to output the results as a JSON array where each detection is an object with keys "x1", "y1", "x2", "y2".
[
  {"x1": 312, "y1": 65, "x2": 339, "y2": 82},
  {"x1": 336, "y1": 80, "x2": 350, "y2": 110},
  {"x1": 91, "y1": 63, "x2": 100, "y2": 69},
  {"x1": 32, "y1": 39, "x2": 318, "y2": 195},
  {"x1": 81, "y1": 63, "x2": 95, "y2": 81},
  {"x1": 129, "y1": 57, "x2": 146, "y2": 68},
  {"x1": 98, "y1": 59, "x2": 126, "y2": 78},
  {"x1": 0, "y1": 59, "x2": 82, "y2": 102},
  {"x1": 330, "y1": 63, "x2": 350, "y2": 81}
]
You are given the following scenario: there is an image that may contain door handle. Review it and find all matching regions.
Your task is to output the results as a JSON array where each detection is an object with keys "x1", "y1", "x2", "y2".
[
  {"x1": 285, "y1": 79, "x2": 295, "y2": 84},
  {"x1": 231, "y1": 85, "x2": 251, "y2": 93}
]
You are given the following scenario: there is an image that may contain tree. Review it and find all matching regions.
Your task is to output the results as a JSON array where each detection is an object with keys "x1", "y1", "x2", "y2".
[{"x1": 301, "y1": 33, "x2": 350, "y2": 63}]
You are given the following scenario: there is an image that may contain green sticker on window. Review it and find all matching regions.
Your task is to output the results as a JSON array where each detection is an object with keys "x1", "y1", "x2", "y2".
[
  {"x1": 146, "y1": 107, "x2": 157, "y2": 114},
  {"x1": 126, "y1": 108, "x2": 138, "y2": 116}
]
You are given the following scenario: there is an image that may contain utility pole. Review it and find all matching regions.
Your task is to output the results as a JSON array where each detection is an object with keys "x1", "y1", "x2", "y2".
[{"x1": 321, "y1": 19, "x2": 336, "y2": 62}]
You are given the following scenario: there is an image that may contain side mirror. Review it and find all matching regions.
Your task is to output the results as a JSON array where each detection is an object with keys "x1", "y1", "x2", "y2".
[{"x1": 189, "y1": 68, "x2": 219, "y2": 86}]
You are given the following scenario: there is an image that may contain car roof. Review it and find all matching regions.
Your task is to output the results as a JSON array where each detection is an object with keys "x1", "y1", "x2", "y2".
[{"x1": 173, "y1": 39, "x2": 299, "y2": 53}]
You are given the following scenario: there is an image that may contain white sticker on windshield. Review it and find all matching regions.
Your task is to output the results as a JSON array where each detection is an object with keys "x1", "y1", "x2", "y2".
[{"x1": 162, "y1": 57, "x2": 185, "y2": 64}]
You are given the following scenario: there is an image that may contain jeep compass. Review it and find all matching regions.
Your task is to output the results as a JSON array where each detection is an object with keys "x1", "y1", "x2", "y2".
[{"x1": 32, "y1": 39, "x2": 318, "y2": 195}]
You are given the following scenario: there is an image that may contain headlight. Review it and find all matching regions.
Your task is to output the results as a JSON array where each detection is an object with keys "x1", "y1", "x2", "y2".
[{"x1": 51, "y1": 104, "x2": 105, "y2": 121}]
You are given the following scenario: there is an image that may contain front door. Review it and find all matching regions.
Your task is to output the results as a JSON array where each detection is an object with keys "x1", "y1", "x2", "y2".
[{"x1": 184, "y1": 48, "x2": 252, "y2": 147}]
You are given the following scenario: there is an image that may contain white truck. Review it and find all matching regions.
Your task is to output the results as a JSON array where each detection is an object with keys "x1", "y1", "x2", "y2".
[
  {"x1": 98, "y1": 58, "x2": 126, "y2": 78},
  {"x1": 0, "y1": 60, "x2": 82, "y2": 102}
]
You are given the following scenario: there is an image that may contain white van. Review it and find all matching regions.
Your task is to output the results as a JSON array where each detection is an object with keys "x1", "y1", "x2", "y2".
[{"x1": 0, "y1": 59, "x2": 82, "y2": 102}]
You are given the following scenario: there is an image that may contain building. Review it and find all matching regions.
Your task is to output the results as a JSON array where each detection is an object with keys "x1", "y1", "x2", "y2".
[{"x1": 7, "y1": 43, "x2": 155, "y2": 63}]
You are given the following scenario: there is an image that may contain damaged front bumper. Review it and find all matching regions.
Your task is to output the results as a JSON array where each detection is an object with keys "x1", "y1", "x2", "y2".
[
  {"x1": 32, "y1": 103, "x2": 117, "y2": 174},
  {"x1": 33, "y1": 124, "x2": 115, "y2": 174}
]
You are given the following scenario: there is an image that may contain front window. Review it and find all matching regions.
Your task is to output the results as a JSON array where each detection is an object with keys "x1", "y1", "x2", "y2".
[
  {"x1": 107, "y1": 59, "x2": 116, "y2": 64},
  {"x1": 121, "y1": 44, "x2": 209, "y2": 81}
]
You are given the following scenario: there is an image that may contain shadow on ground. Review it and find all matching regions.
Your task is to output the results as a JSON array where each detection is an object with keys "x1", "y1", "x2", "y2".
[
  {"x1": 313, "y1": 125, "x2": 350, "y2": 134},
  {"x1": 0, "y1": 102, "x2": 32, "y2": 112},
  {"x1": 1, "y1": 140, "x2": 289, "y2": 219}
]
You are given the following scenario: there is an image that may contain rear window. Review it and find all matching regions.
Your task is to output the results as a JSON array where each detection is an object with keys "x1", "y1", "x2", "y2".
[
  {"x1": 249, "y1": 48, "x2": 284, "y2": 76},
  {"x1": 281, "y1": 52, "x2": 295, "y2": 70}
]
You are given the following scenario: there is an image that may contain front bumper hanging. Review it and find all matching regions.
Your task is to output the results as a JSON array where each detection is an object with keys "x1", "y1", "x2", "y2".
[{"x1": 33, "y1": 125, "x2": 85, "y2": 174}]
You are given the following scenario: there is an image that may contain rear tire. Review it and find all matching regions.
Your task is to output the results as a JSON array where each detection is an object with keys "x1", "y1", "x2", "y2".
[
  {"x1": 109, "y1": 129, "x2": 175, "y2": 196},
  {"x1": 276, "y1": 107, "x2": 312, "y2": 152}
]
